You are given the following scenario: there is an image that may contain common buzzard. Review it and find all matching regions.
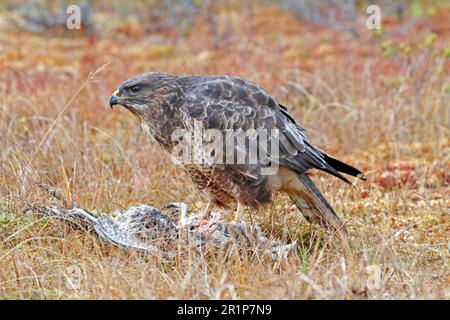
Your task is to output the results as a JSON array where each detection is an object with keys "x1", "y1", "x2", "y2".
[{"x1": 109, "y1": 72, "x2": 366, "y2": 233}]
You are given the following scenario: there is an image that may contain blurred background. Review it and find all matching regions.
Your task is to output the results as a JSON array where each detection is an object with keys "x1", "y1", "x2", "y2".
[{"x1": 0, "y1": 0, "x2": 449, "y2": 299}]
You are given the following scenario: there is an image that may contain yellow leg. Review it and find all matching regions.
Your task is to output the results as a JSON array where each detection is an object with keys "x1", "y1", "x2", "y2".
[
  {"x1": 233, "y1": 203, "x2": 244, "y2": 222},
  {"x1": 200, "y1": 201, "x2": 213, "y2": 219}
]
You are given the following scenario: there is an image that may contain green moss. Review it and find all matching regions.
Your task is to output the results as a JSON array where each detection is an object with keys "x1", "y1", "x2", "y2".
[
  {"x1": 443, "y1": 84, "x2": 450, "y2": 94},
  {"x1": 444, "y1": 48, "x2": 450, "y2": 59},
  {"x1": 424, "y1": 33, "x2": 437, "y2": 46},
  {"x1": 0, "y1": 213, "x2": 17, "y2": 225}
]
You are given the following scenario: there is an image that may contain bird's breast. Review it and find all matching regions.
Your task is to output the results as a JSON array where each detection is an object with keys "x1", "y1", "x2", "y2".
[{"x1": 141, "y1": 120, "x2": 177, "y2": 152}]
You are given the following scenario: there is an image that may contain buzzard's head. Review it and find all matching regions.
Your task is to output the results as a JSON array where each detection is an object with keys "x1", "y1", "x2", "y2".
[{"x1": 109, "y1": 72, "x2": 180, "y2": 116}]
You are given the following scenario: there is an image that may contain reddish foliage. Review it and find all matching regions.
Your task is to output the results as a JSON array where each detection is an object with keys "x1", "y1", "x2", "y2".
[
  {"x1": 360, "y1": 189, "x2": 370, "y2": 199},
  {"x1": 432, "y1": 166, "x2": 450, "y2": 187},
  {"x1": 375, "y1": 164, "x2": 418, "y2": 190}
]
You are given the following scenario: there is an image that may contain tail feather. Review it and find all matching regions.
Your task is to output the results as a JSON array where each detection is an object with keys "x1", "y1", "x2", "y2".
[
  {"x1": 289, "y1": 174, "x2": 347, "y2": 236},
  {"x1": 322, "y1": 153, "x2": 367, "y2": 181}
]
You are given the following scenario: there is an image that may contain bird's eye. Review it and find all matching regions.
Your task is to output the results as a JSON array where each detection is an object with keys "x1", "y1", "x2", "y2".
[{"x1": 129, "y1": 85, "x2": 142, "y2": 93}]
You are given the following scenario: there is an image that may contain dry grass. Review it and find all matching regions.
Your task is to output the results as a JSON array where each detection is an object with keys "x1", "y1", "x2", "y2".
[{"x1": 0, "y1": 4, "x2": 449, "y2": 299}]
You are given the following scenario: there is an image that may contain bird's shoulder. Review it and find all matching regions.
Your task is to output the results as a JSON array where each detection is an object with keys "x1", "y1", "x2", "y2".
[
  {"x1": 178, "y1": 76, "x2": 299, "y2": 129},
  {"x1": 181, "y1": 76, "x2": 278, "y2": 108}
]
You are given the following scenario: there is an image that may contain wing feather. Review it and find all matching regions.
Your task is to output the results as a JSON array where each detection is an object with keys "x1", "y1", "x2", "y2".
[{"x1": 178, "y1": 77, "x2": 362, "y2": 184}]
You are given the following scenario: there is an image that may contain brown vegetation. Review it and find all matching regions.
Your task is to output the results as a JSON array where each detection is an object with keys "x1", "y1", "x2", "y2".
[{"x1": 0, "y1": 2, "x2": 448, "y2": 299}]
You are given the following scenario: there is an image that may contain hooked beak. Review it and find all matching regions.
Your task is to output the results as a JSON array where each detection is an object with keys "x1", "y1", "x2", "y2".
[{"x1": 109, "y1": 89, "x2": 120, "y2": 109}]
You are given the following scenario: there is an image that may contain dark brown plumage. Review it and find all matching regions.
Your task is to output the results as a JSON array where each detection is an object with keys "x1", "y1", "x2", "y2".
[{"x1": 110, "y1": 72, "x2": 366, "y2": 232}]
